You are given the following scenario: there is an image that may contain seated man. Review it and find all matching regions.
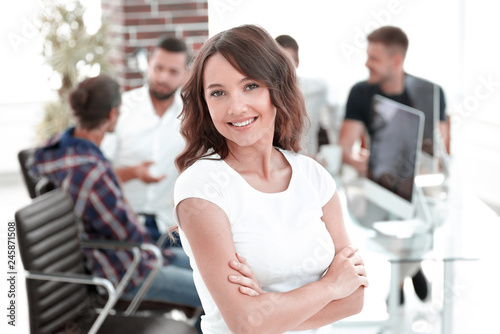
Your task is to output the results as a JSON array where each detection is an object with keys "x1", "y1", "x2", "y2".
[
  {"x1": 100, "y1": 36, "x2": 189, "y2": 244},
  {"x1": 29, "y1": 74, "x2": 201, "y2": 308},
  {"x1": 339, "y1": 26, "x2": 445, "y2": 305}
]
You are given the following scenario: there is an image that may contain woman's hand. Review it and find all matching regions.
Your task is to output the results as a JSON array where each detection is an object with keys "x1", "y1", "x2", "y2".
[
  {"x1": 322, "y1": 245, "x2": 368, "y2": 300},
  {"x1": 228, "y1": 253, "x2": 263, "y2": 297}
]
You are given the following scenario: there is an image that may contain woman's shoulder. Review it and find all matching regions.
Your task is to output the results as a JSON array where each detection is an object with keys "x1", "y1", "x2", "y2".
[
  {"x1": 180, "y1": 155, "x2": 225, "y2": 177},
  {"x1": 176, "y1": 154, "x2": 232, "y2": 190}
]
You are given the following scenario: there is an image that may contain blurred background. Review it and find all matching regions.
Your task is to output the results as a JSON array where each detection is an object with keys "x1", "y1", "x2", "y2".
[{"x1": 1, "y1": 1, "x2": 499, "y2": 333}]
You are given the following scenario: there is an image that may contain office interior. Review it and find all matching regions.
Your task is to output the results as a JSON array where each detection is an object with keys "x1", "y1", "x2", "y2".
[{"x1": 1, "y1": 0, "x2": 499, "y2": 333}]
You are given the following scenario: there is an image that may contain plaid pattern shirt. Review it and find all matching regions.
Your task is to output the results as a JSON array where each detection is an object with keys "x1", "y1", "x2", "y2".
[{"x1": 31, "y1": 128, "x2": 158, "y2": 292}]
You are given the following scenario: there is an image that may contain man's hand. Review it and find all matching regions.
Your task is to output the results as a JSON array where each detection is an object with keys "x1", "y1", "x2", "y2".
[
  {"x1": 348, "y1": 149, "x2": 369, "y2": 176},
  {"x1": 136, "y1": 161, "x2": 166, "y2": 183}
]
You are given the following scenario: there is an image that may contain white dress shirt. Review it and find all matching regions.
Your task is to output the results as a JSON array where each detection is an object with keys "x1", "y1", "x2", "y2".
[{"x1": 101, "y1": 86, "x2": 185, "y2": 232}]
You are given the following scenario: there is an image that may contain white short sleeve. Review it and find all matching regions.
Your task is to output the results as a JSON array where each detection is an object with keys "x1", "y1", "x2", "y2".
[
  {"x1": 288, "y1": 152, "x2": 336, "y2": 207},
  {"x1": 173, "y1": 158, "x2": 230, "y2": 226}
]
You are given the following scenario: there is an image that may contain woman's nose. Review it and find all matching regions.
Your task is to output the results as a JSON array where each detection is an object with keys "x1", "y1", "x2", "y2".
[{"x1": 228, "y1": 92, "x2": 248, "y2": 115}]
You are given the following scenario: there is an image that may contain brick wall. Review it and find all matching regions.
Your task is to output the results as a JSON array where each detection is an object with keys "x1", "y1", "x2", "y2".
[{"x1": 101, "y1": 0, "x2": 208, "y2": 91}]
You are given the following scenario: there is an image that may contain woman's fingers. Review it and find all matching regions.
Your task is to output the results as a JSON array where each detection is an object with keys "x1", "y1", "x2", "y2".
[
  {"x1": 228, "y1": 274, "x2": 261, "y2": 296},
  {"x1": 230, "y1": 255, "x2": 260, "y2": 281},
  {"x1": 355, "y1": 264, "x2": 367, "y2": 277},
  {"x1": 228, "y1": 254, "x2": 263, "y2": 295},
  {"x1": 239, "y1": 286, "x2": 260, "y2": 296},
  {"x1": 338, "y1": 245, "x2": 358, "y2": 258},
  {"x1": 236, "y1": 252, "x2": 248, "y2": 265},
  {"x1": 359, "y1": 275, "x2": 369, "y2": 288}
]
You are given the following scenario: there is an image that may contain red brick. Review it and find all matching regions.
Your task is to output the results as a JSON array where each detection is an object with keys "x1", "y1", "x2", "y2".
[
  {"x1": 124, "y1": 5, "x2": 152, "y2": 13},
  {"x1": 192, "y1": 42, "x2": 205, "y2": 51},
  {"x1": 183, "y1": 30, "x2": 208, "y2": 37},
  {"x1": 124, "y1": 71, "x2": 145, "y2": 80},
  {"x1": 158, "y1": 3, "x2": 198, "y2": 11},
  {"x1": 124, "y1": 46, "x2": 139, "y2": 54},
  {"x1": 172, "y1": 16, "x2": 208, "y2": 24},
  {"x1": 137, "y1": 31, "x2": 166, "y2": 40},
  {"x1": 125, "y1": 18, "x2": 166, "y2": 26}
]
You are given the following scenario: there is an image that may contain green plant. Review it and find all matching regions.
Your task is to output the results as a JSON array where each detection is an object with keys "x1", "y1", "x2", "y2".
[{"x1": 36, "y1": 0, "x2": 114, "y2": 142}]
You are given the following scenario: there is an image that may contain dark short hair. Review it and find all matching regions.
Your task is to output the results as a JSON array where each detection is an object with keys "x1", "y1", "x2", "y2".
[
  {"x1": 69, "y1": 75, "x2": 121, "y2": 130},
  {"x1": 176, "y1": 25, "x2": 307, "y2": 172},
  {"x1": 150, "y1": 36, "x2": 190, "y2": 66},
  {"x1": 275, "y1": 34, "x2": 299, "y2": 64},
  {"x1": 367, "y1": 26, "x2": 409, "y2": 57},
  {"x1": 155, "y1": 36, "x2": 188, "y2": 53},
  {"x1": 275, "y1": 35, "x2": 299, "y2": 53}
]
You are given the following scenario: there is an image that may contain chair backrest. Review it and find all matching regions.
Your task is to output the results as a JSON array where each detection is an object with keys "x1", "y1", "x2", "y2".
[
  {"x1": 18, "y1": 148, "x2": 55, "y2": 199},
  {"x1": 15, "y1": 189, "x2": 91, "y2": 334}
]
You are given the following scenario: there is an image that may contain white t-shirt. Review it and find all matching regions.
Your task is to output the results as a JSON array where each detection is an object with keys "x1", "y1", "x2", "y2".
[
  {"x1": 174, "y1": 149, "x2": 337, "y2": 334},
  {"x1": 101, "y1": 86, "x2": 185, "y2": 232}
]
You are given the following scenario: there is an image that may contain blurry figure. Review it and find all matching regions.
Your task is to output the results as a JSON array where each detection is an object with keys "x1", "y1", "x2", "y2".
[
  {"x1": 101, "y1": 36, "x2": 189, "y2": 244},
  {"x1": 339, "y1": 26, "x2": 442, "y2": 305},
  {"x1": 275, "y1": 34, "x2": 332, "y2": 156},
  {"x1": 30, "y1": 74, "x2": 201, "y2": 308}
]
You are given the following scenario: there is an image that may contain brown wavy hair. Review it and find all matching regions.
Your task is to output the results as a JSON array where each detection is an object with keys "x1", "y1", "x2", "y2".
[{"x1": 175, "y1": 24, "x2": 308, "y2": 172}]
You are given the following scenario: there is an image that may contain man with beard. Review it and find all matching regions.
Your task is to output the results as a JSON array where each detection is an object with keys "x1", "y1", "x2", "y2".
[
  {"x1": 101, "y1": 36, "x2": 189, "y2": 244},
  {"x1": 339, "y1": 26, "x2": 449, "y2": 307},
  {"x1": 339, "y1": 26, "x2": 449, "y2": 176}
]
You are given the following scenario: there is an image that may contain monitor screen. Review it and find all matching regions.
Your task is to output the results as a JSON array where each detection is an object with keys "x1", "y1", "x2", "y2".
[{"x1": 363, "y1": 94, "x2": 425, "y2": 219}]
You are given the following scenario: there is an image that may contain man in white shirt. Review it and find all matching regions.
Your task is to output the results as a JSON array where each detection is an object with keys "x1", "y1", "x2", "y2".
[{"x1": 101, "y1": 37, "x2": 189, "y2": 243}]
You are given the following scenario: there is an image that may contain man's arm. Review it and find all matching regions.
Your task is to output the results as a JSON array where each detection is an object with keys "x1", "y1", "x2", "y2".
[
  {"x1": 439, "y1": 118, "x2": 450, "y2": 154},
  {"x1": 338, "y1": 120, "x2": 369, "y2": 175},
  {"x1": 114, "y1": 161, "x2": 166, "y2": 184},
  {"x1": 80, "y1": 166, "x2": 149, "y2": 242}
]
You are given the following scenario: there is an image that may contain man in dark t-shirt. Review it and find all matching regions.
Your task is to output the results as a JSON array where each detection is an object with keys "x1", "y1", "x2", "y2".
[
  {"x1": 340, "y1": 26, "x2": 449, "y2": 305},
  {"x1": 339, "y1": 26, "x2": 449, "y2": 176}
]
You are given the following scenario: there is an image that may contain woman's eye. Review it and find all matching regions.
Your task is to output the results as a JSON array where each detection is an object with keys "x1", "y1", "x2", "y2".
[
  {"x1": 210, "y1": 90, "x2": 225, "y2": 97},
  {"x1": 245, "y1": 83, "x2": 259, "y2": 91}
]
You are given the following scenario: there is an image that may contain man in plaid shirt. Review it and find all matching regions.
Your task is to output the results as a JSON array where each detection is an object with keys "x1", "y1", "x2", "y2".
[{"x1": 30, "y1": 75, "x2": 201, "y2": 308}]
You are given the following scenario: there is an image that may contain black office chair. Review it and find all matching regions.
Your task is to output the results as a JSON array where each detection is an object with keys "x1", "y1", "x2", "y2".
[
  {"x1": 17, "y1": 148, "x2": 200, "y2": 321},
  {"x1": 15, "y1": 189, "x2": 197, "y2": 334},
  {"x1": 18, "y1": 148, "x2": 55, "y2": 199}
]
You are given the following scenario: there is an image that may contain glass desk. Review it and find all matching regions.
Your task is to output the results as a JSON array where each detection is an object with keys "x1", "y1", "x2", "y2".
[{"x1": 332, "y1": 159, "x2": 500, "y2": 334}]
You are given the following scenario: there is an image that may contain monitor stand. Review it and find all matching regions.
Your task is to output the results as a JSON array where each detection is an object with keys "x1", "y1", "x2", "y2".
[{"x1": 371, "y1": 185, "x2": 433, "y2": 238}]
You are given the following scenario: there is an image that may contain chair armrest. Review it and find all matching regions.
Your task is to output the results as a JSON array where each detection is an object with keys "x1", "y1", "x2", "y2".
[
  {"x1": 80, "y1": 240, "x2": 142, "y2": 311},
  {"x1": 124, "y1": 243, "x2": 163, "y2": 316},
  {"x1": 27, "y1": 270, "x2": 115, "y2": 295},
  {"x1": 26, "y1": 270, "x2": 116, "y2": 334},
  {"x1": 81, "y1": 240, "x2": 163, "y2": 316}
]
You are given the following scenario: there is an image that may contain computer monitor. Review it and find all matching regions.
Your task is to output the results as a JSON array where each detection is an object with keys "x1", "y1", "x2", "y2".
[
  {"x1": 362, "y1": 94, "x2": 425, "y2": 220},
  {"x1": 405, "y1": 77, "x2": 441, "y2": 174}
]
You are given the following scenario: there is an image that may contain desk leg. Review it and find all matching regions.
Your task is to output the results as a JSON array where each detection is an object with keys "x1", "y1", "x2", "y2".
[
  {"x1": 388, "y1": 262, "x2": 400, "y2": 328},
  {"x1": 442, "y1": 260, "x2": 454, "y2": 334}
]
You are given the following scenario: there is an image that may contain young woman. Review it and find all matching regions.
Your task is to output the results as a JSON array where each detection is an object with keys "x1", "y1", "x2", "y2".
[{"x1": 174, "y1": 25, "x2": 368, "y2": 334}]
